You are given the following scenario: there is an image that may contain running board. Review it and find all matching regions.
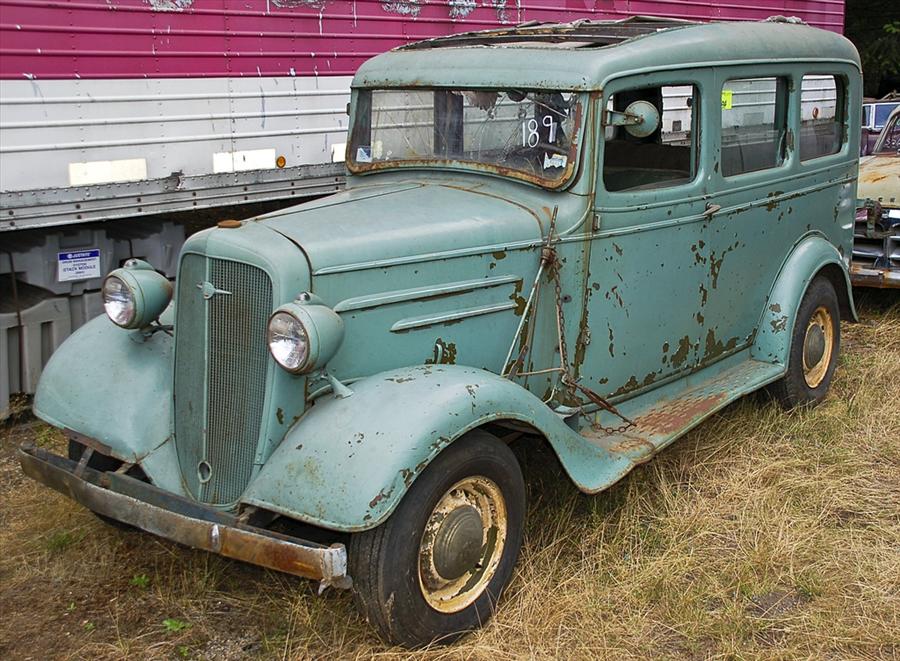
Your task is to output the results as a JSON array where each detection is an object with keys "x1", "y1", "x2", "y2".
[{"x1": 581, "y1": 358, "x2": 784, "y2": 467}]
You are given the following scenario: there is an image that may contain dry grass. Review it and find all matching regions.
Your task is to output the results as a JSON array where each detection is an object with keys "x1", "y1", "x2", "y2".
[{"x1": 1, "y1": 291, "x2": 898, "y2": 660}]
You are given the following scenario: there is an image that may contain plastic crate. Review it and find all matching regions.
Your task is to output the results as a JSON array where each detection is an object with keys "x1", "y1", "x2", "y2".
[
  {"x1": 0, "y1": 226, "x2": 116, "y2": 296},
  {"x1": 1, "y1": 281, "x2": 71, "y2": 420},
  {"x1": 69, "y1": 290, "x2": 105, "y2": 331},
  {"x1": 108, "y1": 220, "x2": 185, "y2": 278}
]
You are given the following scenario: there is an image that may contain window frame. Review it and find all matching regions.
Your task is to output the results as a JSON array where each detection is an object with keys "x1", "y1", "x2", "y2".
[
  {"x1": 345, "y1": 86, "x2": 587, "y2": 190},
  {"x1": 798, "y1": 72, "x2": 848, "y2": 164},
  {"x1": 718, "y1": 74, "x2": 792, "y2": 179},
  {"x1": 598, "y1": 72, "x2": 708, "y2": 199}
]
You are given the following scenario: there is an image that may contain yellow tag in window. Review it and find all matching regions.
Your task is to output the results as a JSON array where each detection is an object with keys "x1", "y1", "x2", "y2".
[{"x1": 721, "y1": 90, "x2": 733, "y2": 110}]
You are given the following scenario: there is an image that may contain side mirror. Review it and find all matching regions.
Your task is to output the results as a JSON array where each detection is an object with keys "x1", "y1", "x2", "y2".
[{"x1": 605, "y1": 100, "x2": 661, "y2": 138}]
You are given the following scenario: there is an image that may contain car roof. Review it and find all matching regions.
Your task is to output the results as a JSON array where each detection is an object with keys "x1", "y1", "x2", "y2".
[{"x1": 353, "y1": 16, "x2": 861, "y2": 91}]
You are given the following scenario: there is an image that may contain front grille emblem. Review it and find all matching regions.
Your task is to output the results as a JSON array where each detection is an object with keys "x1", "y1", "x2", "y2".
[{"x1": 197, "y1": 281, "x2": 232, "y2": 300}]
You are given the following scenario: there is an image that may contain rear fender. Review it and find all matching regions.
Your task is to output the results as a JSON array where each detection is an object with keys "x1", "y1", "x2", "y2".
[
  {"x1": 242, "y1": 365, "x2": 623, "y2": 532},
  {"x1": 752, "y1": 234, "x2": 856, "y2": 365}
]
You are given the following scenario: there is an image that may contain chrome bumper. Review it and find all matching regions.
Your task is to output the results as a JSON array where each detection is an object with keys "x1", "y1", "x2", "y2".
[{"x1": 18, "y1": 443, "x2": 349, "y2": 588}]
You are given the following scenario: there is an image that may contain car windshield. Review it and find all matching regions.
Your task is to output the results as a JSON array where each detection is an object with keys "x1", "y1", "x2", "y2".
[
  {"x1": 348, "y1": 88, "x2": 583, "y2": 186},
  {"x1": 874, "y1": 103, "x2": 899, "y2": 129}
]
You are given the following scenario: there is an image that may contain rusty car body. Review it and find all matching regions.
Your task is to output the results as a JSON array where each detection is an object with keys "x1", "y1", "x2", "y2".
[
  {"x1": 20, "y1": 17, "x2": 862, "y2": 646},
  {"x1": 853, "y1": 105, "x2": 900, "y2": 288}
]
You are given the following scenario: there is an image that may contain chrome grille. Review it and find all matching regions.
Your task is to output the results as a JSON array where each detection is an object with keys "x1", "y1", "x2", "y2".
[{"x1": 174, "y1": 254, "x2": 273, "y2": 505}]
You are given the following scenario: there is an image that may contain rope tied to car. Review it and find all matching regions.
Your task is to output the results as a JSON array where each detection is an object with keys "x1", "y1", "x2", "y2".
[{"x1": 505, "y1": 207, "x2": 635, "y2": 436}]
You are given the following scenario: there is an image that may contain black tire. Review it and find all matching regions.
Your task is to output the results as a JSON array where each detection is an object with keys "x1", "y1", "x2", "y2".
[
  {"x1": 67, "y1": 439, "x2": 135, "y2": 530},
  {"x1": 768, "y1": 276, "x2": 840, "y2": 409},
  {"x1": 348, "y1": 430, "x2": 526, "y2": 647}
]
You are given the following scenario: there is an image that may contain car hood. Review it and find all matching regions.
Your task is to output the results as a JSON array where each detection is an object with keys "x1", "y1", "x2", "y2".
[
  {"x1": 858, "y1": 154, "x2": 900, "y2": 207},
  {"x1": 256, "y1": 179, "x2": 547, "y2": 273}
]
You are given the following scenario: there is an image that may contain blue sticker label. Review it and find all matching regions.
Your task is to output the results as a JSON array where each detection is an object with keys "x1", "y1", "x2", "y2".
[{"x1": 57, "y1": 249, "x2": 101, "y2": 282}]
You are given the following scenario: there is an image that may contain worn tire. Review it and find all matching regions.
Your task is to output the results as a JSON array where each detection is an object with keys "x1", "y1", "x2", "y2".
[
  {"x1": 67, "y1": 439, "x2": 135, "y2": 530},
  {"x1": 348, "y1": 430, "x2": 525, "y2": 647},
  {"x1": 768, "y1": 276, "x2": 840, "y2": 409}
]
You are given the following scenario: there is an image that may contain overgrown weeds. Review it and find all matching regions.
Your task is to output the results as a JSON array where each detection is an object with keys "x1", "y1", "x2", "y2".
[{"x1": 1, "y1": 292, "x2": 897, "y2": 659}]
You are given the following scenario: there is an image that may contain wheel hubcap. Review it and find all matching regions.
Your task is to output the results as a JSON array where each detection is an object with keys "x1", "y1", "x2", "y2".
[
  {"x1": 418, "y1": 476, "x2": 507, "y2": 613},
  {"x1": 432, "y1": 505, "x2": 484, "y2": 580},
  {"x1": 802, "y1": 306, "x2": 834, "y2": 389},
  {"x1": 804, "y1": 324, "x2": 826, "y2": 368}
]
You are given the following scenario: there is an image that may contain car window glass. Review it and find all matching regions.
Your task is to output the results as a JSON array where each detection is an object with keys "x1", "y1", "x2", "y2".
[
  {"x1": 875, "y1": 103, "x2": 899, "y2": 129},
  {"x1": 863, "y1": 105, "x2": 871, "y2": 128},
  {"x1": 721, "y1": 77, "x2": 788, "y2": 176},
  {"x1": 603, "y1": 84, "x2": 698, "y2": 192},
  {"x1": 349, "y1": 88, "x2": 581, "y2": 186},
  {"x1": 800, "y1": 75, "x2": 844, "y2": 161}
]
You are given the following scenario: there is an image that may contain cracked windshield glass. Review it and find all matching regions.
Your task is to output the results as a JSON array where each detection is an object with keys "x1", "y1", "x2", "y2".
[{"x1": 349, "y1": 88, "x2": 582, "y2": 185}]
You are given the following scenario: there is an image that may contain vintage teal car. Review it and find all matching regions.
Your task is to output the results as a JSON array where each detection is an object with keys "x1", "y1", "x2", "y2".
[{"x1": 20, "y1": 17, "x2": 862, "y2": 646}]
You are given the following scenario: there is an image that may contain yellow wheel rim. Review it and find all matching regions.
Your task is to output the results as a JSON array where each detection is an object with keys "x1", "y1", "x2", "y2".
[
  {"x1": 418, "y1": 476, "x2": 507, "y2": 613},
  {"x1": 802, "y1": 306, "x2": 834, "y2": 389}
]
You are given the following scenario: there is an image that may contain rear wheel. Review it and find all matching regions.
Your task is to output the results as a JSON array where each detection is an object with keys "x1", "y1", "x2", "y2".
[
  {"x1": 349, "y1": 430, "x2": 525, "y2": 647},
  {"x1": 768, "y1": 276, "x2": 840, "y2": 408}
]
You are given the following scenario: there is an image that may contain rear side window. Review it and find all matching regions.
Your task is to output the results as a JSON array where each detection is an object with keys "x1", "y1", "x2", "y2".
[
  {"x1": 603, "y1": 84, "x2": 699, "y2": 192},
  {"x1": 800, "y1": 75, "x2": 845, "y2": 161},
  {"x1": 721, "y1": 77, "x2": 788, "y2": 177}
]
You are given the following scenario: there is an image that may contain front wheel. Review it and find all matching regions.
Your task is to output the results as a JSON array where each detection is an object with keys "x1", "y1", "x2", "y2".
[
  {"x1": 768, "y1": 276, "x2": 840, "y2": 408},
  {"x1": 349, "y1": 430, "x2": 525, "y2": 647}
]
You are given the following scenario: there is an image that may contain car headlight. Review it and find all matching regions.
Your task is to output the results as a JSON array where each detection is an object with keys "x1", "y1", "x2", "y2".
[
  {"x1": 102, "y1": 275, "x2": 136, "y2": 327},
  {"x1": 102, "y1": 259, "x2": 173, "y2": 329},
  {"x1": 268, "y1": 311, "x2": 310, "y2": 372},
  {"x1": 267, "y1": 294, "x2": 344, "y2": 374}
]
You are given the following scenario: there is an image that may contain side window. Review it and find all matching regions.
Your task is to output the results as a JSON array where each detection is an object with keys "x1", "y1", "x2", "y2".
[
  {"x1": 603, "y1": 84, "x2": 698, "y2": 192},
  {"x1": 721, "y1": 77, "x2": 788, "y2": 177},
  {"x1": 800, "y1": 75, "x2": 845, "y2": 161},
  {"x1": 862, "y1": 105, "x2": 871, "y2": 129}
]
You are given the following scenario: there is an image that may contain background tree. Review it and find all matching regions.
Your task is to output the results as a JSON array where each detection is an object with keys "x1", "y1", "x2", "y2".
[{"x1": 844, "y1": 0, "x2": 900, "y2": 97}]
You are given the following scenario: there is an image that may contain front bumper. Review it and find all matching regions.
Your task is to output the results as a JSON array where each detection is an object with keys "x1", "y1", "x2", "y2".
[
  {"x1": 850, "y1": 262, "x2": 900, "y2": 289},
  {"x1": 18, "y1": 443, "x2": 350, "y2": 588}
]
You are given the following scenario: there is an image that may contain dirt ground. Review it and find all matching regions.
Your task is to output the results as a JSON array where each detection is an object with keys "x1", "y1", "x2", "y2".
[{"x1": 1, "y1": 290, "x2": 898, "y2": 660}]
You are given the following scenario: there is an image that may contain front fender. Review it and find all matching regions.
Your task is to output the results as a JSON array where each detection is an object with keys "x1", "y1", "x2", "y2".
[
  {"x1": 33, "y1": 311, "x2": 173, "y2": 464},
  {"x1": 242, "y1": 365, "x2": 627, "y2": 532},
  {"x1": 751, "y1": 234, "x2": 856, "y2": 365}
]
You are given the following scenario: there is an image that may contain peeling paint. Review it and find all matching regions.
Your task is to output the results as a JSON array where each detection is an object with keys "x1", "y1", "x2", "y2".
[
  {"x1": 671, "y1": 335, "x2": 692, "y2": 368},
  {"x1": 368, "y1": 485, "x2": 395, "y2": 509},
  {"x1": 703, "y1": 329, "x2": 738, "y2": 362},
  {"x1": 448, "y1": 0, "x2": 476, "y2": 18},
  {"x1": 770, "y1": 315, "x2": 788, "y2": 333},
  {"x1": 272, "y1": 0, "x2": 328, "y2": 8},
  {"x1": 709, "y1": 241, "x2": 739, "y2": 289},
  {"x1": 381, "y1": 0, "x2": 423, "y2": 16},
  {"x1": 142, "y1": 0, "x2": 193, "y2": 10}
]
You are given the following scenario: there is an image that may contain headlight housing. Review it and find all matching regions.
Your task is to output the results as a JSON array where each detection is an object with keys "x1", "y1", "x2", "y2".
[
  {"x1": 267, "y1": 294, "x2": 344, "y2": 374},
  {"x1": 102, "y1": 259, "x2": 173, "y2": 329}
]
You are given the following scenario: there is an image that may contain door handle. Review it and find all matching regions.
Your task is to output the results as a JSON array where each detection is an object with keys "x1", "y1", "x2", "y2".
[{"x1": 703, "y1": 203, "x2": 722, "y2": 218}]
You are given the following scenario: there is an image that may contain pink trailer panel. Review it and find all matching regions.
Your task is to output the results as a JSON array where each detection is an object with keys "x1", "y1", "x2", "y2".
[
  {"x1": 0, "y1": 0, "x2": 845, "y2": 231},
  {"x1": 0, "y1": 0, "x2": 845, "y2": 80}
]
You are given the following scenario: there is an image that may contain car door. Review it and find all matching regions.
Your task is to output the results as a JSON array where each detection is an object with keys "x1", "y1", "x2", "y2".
[{"x1": 582, "y1": 70, "x2": 714, "y2": 401}]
